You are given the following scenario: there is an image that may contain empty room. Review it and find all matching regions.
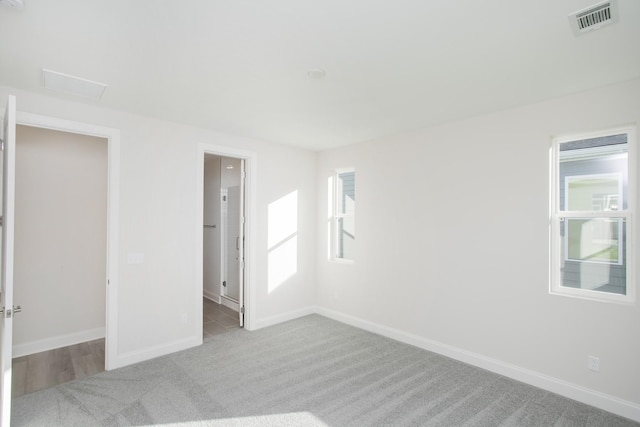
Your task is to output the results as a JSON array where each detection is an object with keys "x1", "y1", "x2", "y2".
[{"x1": 0, "y1": 0, "x2": 639, "y2": 426}]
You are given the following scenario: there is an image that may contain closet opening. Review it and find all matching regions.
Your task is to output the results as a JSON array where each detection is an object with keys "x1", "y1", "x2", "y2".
[{"x1": 202, "y1": 154, "x2": 245, "y2": 337}]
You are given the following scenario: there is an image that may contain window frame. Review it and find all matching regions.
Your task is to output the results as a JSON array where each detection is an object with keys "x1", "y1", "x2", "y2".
[
  {"x1": 329, "y1": 167, "x2": 355, "y2": 263},
  {"x1": 550, "y1": 126, "x2": 636, "y2": 304}
]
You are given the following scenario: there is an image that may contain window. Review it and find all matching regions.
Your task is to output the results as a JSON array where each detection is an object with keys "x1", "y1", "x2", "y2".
[
  {"x1": 550, "y1": 128, "x2": 636, "y2": 303},
  {"x1": 329, "y1": 168, "x2": 355, "y2": 261}
]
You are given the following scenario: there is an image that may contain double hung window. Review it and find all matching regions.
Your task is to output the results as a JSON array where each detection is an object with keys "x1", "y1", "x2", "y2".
[
  {"x1": 329, "y1": 169, "x2": 355, "y2": 261},
  {"x1": 550, "y1": 128, "x2": 635, "y2": 303}
]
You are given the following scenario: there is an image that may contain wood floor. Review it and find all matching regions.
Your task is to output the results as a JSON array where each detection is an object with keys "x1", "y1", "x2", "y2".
[
  {"x1": 203, "y1": 297, "x2": 241, "y2": 338},
  {"x1": 11, "y1": 338, "x2": 105, "y2": 398},
  {"x1": 11, "y1": 298, "x2": 239, "y2": 397}
]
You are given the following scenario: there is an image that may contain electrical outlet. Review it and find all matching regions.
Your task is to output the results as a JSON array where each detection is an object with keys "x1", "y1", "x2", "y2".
[{"x1": 588, "y1": 355, "x2": 600, "y2": 372}]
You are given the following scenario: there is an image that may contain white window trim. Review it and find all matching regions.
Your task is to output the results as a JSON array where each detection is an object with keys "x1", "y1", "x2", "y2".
[
  {"x1": 550, "y1": 126, "x2": 636, "y2": 304},
  {"x1": 329, "y1": 167, "x2": 355, "y2": 263}
]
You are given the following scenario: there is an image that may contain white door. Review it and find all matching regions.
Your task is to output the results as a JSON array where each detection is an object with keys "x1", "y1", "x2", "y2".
[
  {"x1": 223, "y1": 186, "x2": 241, "y2": 302},
  {"x1": 0, "y1": 95, "x2": 17, "y2": 426},
  {"x1": 237, "y1": 159, "x2": 245, "y2": 327},
  {"x1": 220, "y1": 157, "x2": 245, "y2": 326}
]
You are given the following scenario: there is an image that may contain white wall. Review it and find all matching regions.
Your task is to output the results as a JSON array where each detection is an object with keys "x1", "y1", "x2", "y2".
[
  {"x1": 0, "y1": 85, "x2": 317, "y2": 367},
  {"x1": 203, "y1": 155, "x2": 221, "y2": 301},
  {"x1": 13, "y1": 125, "x2": 107, "y2": 356},
  {"x1": 316, "y1": 78, "x2": 640, "y2": 419}
]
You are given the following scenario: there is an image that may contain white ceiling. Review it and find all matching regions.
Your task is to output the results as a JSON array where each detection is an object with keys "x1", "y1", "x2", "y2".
[{"x1": 1, "y1": 0, "x2": 639, "y2": 151}]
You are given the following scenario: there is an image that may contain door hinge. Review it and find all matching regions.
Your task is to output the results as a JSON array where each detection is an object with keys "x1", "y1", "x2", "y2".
[
  {"x1": 240, "y1": 306, "x2": 245, "y2": 314},
  {"x1": 1, "y1": 139, "x2": 4, "y2": 151},
  {"x1": 0, "y1": 305, "x2": 22, "y2": 318},
  {"x1": 222, "y1": 280, "x2": 227, "y2": 287}
]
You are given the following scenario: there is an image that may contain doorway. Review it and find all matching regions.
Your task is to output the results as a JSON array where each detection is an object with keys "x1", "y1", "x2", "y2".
[
  {"x1": 11, "y1": 124, "x2": 107, "y2": 395},
  {"x1": 197, "y1": 142, "x2": 256, "y2": 337},
  {"x1": 202, "y1": 154, "x2": 244, "y2": 336}
]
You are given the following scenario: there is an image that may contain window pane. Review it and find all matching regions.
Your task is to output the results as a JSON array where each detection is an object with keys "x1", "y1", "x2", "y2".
[
  {"x1": 566, "y1": 175, "x2": 620, "y2": 211},
  {"x1": 337, "y1": 216, "x2": 355, "y2": 259},
  {"x1": 337, "y1": 171, "x2": 355, "y2": 215},
  {"x1": 560, "y1": 218, "x2": 626, "y2": 295},
  {"x1": 559, "y1": 134, "x2": 627, "y2": 211},
  {"x1": 565, "y1": 218, "x2": 621, "y2": 263}
]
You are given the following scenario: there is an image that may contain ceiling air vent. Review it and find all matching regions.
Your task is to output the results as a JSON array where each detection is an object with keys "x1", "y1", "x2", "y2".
[{"x1": 569, "y1": 0, "x2": 618, "y2": 36}]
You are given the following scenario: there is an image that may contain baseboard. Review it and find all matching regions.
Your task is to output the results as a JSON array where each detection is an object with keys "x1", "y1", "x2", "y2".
[
  {"x1": 315, "y1": 306, "x2": 640, "y2": 423},
  {"x1": 253, "y1": 306, "x2": 316, "y2": 330},
  {"x1": 13, "y1": 327, "x2": 105, "y2": 358},
  {"x1": 203, "y1": 290, "x2": 220, "y2": 303},
  {"x1": 113, "y1": 335, "x2": 201, "y2": 369},
  {"x1": 221, "y1": 296, "x2": 239, "y2": 311}
]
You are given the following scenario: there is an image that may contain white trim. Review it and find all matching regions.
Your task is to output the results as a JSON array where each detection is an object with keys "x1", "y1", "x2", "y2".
[
  {"x1": 315, "y1": 306, "x2": 640, "y2": 423},
  {"x1": 203, "y1": 290, "x2": 221, "y2": 304},
  {"x1": 12, "y1": 328, "x2": 105, "y2": 358},
  {"x1": 221, "y1": 295, "x2": 239, "y2": 312},
  {"x1": 197, "y1": 143, "x2": 257, "y2": 331},
  {"x1": 15, "y1": 111, "x2": 120, "y2": 370},
  {"x1": 116, "y1": 336, "x2": 201, "y2": 368},
  {"x1": 253, "y1": 306, "x2": 316, "y2": 330}
]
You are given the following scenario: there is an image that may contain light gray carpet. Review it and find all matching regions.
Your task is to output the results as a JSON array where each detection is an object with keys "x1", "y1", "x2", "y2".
[{"x1": 11, "y1": 315, "x2": 639, "y2": 426}]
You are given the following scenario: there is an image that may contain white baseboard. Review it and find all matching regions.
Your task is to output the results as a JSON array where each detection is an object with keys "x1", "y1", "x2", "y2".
[
  {"x1": 315, "y1": 306, "x2": 640, "y2": 423},
  {"x1": 253, "y1": 306, "x2": 316, "y2": 330},
  {"x1": 113, "y1": 335, "x2": 201, "y2": 369},
  {"x1": 203, "y1": 290, "x2": 220, "y2": 303},
  {"x1": 13, "y1": 327, "x2": 105, "y2": 358},
  {"x1": 221, "y1": 296, "x2": 239, "y2": 312}
]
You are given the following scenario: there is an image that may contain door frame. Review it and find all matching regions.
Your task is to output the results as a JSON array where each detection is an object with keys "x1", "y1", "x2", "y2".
[
  {"x1": 196, "y1": 143, "x2": 256, "y2": 332},
  {"x1": 15, "y1": 111, "x2": 120, "y2": 370}
]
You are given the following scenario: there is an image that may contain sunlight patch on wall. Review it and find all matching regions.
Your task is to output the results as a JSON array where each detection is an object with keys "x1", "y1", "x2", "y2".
[{"x1": 267, "y1": 190, "x2": 298, "y2": 292}]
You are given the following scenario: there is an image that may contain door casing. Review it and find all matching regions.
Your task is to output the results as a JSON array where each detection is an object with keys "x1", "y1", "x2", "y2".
[{"x1": 15, "y1": 111, "x2": 120, "y2": 370}]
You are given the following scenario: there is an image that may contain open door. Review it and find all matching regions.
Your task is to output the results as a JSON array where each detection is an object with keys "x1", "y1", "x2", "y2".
[
  {"x1": 0, "y1": 95, "x2": 17, "y2": 426},
  {"x1": 219, "y1": 157, "x2": 245, "y2": 327},
  {"x1": 237, "y1": 159, "x2": 245, "y2": 327}
]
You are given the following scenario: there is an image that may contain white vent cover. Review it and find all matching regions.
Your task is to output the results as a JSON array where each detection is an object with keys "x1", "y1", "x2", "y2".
[{"x1": 569, "y1": 0, "x2": 619, "y2": 36}]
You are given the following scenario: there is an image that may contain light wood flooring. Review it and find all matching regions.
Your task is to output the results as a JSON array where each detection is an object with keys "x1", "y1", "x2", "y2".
[
  {"x1": 203, "y1": 297, "x2": 241, "y2": 338},
  {"x1": 12, "y1": 298, "x2": 239, "y2": 397}
]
